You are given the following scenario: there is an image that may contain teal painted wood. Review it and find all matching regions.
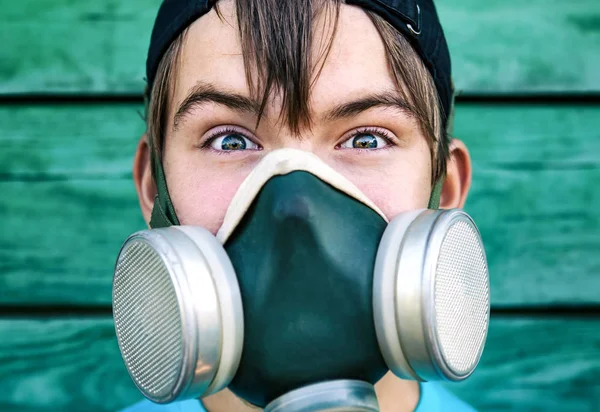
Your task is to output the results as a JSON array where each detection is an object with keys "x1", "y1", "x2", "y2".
[
  {"x1": 0, "y1": 0, "x2": 161, "y2": 94},
  {"x1": 0, "y1": 179, "x2": 146, "y2": 305},
  {"x1": 437, "y1": 0, "x2": 600, "y2": 93},
  {"x1": 444, "y1": 317, "x2": 600, "y2": 411},
  {"x1": 1, "y1": 0, "x2": 599, "y2": 93},
  {"x1": 1, "y1": 104, "x2": 598, "y2": 305},
  {"x1": 0, "y1": 318, "x2": 139, "y2": 412},
  {"x1": 3, "y1": 104, "x2": 600, "y2": 175},
  {"x1": 457, "y1": 104, "x2": 600, "y2": 306},
  {"x1": 0, "y1": 105, "x2": 143, "y2": 178},
  {"x1": 0, "y1": 316, "x2": 598, "y2": 411}
]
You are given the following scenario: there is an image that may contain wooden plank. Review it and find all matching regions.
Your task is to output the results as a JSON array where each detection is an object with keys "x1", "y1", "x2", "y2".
[
  {"x1": 0, "y1": 179, "x2": 146, "y2": 305},
  {"x1": 1, "y1": 104, "x2": 599, "y2": 305},
  {"x1": 0, "y1": 105, "x2": 143, "y2": 178},
  {"x1": 2, "y1": 104, "x2": 600, "y2": 176},
  {"x1": 437, "y1": 0, "x2": 600, "y2": 93},
  {"x1": 0, "y1": 316, "x2": 598, "y2": 411},
  {"x1": 0, "y1": 0, "x2": 160, "y2": 94},
  {"x1": 0, "y1": 317, "x2": 139, "y2": 412},
  {"x1": 1, "y1": 0, "x2": 599, "y2": 94},
  {"x1": 457, "y1": 105, "x2": 600, "y2": 306},
  {"x1": 444, "y1": 316, "x2": 600, "y2": 411}
]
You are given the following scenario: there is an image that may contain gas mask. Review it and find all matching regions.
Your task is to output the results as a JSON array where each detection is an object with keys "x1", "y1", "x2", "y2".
[{"x1": 112, "y1": 149, "x2": 490, "y2": 412}]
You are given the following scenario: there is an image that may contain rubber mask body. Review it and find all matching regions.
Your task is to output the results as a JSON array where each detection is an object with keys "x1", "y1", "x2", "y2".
[{"x1": 225, "y1": 171, "x2": 388, "y2": 406}]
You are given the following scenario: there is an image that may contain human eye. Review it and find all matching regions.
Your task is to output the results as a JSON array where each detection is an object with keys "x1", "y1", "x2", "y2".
[
  {"x1": 203, "y1": 127, "x2": 261, "y2": 152},
  {"x1": 338, "y1": 127, "x2": 394, "y2": 151}
]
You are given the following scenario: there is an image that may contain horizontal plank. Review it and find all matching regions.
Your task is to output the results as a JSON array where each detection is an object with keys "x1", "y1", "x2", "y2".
[
  {"x1": 443, "y1": 316, "x2": 600, "y2": 411},
  {"x1": 2, "y1": 171, "x2": 597, "y2": 306},
  {"x1": 3, "y1": 104, "x2": 600, "y2": 176},
  {"x1": 0, "y1": 317, "x2": 139, "y2": 412},
  {"x1": 1, "y1": 316, "x2": 598, "y2": 411},
  {"x1": 0, "y1": 179, "x2": 146, "y2": 305},
  {"x1": 456, "y1": 105, "x2": 600, "y2": 306},
  {"x1": 1, "y1": 0, "x2": 599, "y2": 94},
  {"x1": 1, "y1": 104, "x2": 599, "y2": 305},
  {"x1": 0, "y1": 105, "x2": 143, "y2": 178},
  {"x1": 438, "y1": 0, "x2": 600, "y2": 93},
  {"x1": 0, "y1": 0, "x2": 160, "y2": 94}
]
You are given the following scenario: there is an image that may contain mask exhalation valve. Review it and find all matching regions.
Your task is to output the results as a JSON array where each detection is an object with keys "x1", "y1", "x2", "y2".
[{"x1": 264, "y1": 380, "x2": 379, "y2": 412}]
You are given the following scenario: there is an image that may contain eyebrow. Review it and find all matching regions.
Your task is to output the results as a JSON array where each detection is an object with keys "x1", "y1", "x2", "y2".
[
  {"x1": 172, "y1": 83, "x2": 415, "y2": 131},
  {"x1": 323, "y1": 92, "x2": 415, "y2": 122},
  {"x1": 173, "y1": 82, "x2": 261, "y2": 131}
]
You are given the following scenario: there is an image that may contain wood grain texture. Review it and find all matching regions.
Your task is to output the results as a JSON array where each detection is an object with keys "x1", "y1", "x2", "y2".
[
  {"x1": 1, "y1": 104, "x2": 598, "y2": 305},
  {"x1": 1, "y1": 0, "x2": 600, "y2": 94},
  {"x1": 457, "y1": 105, "x2": 600, "y2": 306},
  {"x1": 0, "y1": 179, "x2": 146, "y2": 305},
  {"x1": 1, "y1": 316, "x2": 598, "y2": 411},
  {"x1": 0, "y1": 0, "x2": 160, "y2": 94},
  {"x1": 444, "y1": 317, "x2": 600, "y2": 411},
  {"x1": 0, "y1": 105, "x2": 143, "y2": 179},
  {"x1": 0, "y1": 318, "x2": 139, "y2": 412},
  {"x1": 437, "y1": 0, "x2": 600, "y2": 93}
]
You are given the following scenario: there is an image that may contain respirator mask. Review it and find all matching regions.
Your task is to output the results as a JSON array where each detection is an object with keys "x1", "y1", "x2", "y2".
[{"x1": 112, "y1": 148, "x2": 490, "y2": 412}]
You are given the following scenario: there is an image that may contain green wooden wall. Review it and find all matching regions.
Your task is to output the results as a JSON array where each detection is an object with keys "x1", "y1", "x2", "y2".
[{"x1": 1, "y1": 0, "x2": 599, "y2": 410}]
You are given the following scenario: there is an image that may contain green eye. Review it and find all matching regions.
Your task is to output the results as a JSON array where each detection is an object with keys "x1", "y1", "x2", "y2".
[
  {"x1": 341, "y1": 133, "x2": 389, "y2": 149},
  {"x1": 353, "y1": 134, "x2": 378, "y2": 148},
  {"x1": 221, "y1": 135, "x2": 246, "y2": 150},
  {"x1": 210, "y1": 134, "x2": 258, "y2": 151}
]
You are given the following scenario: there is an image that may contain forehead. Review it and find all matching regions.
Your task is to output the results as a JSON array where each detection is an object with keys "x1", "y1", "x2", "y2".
[{"x1": 173, "y1": 0, "x2": 396, "y2": 115}]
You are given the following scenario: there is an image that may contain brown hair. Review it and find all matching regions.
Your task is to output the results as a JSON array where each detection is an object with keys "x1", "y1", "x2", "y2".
[{"x1": 145, "y1": 0, "x2": 452, "y2": 184}]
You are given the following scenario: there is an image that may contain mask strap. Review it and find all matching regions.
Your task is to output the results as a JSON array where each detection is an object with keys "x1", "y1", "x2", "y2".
[
  {"x1": 427, "y1": 178, "x2": 444, "y2": 209},
  {"x1": 149, "y1": 144, "x2": 180, "y2": 228}
]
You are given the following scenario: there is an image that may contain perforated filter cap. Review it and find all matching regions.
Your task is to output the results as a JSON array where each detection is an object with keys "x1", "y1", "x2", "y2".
[
  {"x1": 112, "y1": 227, "x2": 244, "y2": 404},
  {"x1": 373, "y1": 209, "x2": 490, "y2": 382},
  {"x1": 113, "y1": 239, "x2": 185, "y2": 400},
  {"x1": 431, "y1": 216, "x2": 489, "y2": 378}
]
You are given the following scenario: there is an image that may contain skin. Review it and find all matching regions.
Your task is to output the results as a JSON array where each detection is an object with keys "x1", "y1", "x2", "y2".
[{"x1": 133, "y1": 1, "x2": 472, "y2": 410}]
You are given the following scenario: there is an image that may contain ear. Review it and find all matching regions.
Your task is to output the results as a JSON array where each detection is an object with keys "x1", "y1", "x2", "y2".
[
  {"x1": 133, "y1": 134, "x2": 156, "y2": 226},
  {"x1": 439, "y1": 138, "x2": 472, "y2": 209}
]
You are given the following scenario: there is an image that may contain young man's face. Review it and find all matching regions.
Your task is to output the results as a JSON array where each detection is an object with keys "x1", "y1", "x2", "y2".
[{"x1": 135, "y1": 0, "x2": 470, "y2": 234}]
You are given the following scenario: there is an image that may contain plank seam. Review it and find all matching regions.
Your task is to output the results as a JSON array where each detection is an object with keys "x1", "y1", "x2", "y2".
[
  {"x1": 2, "y1": 305, "x2": 600, "y2": 318},
  {"x1": 1, "y1": 92, "x2": 600, "y2": 105}
]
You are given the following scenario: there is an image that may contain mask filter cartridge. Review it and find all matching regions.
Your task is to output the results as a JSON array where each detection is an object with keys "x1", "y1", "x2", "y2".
[{"x1": 113, "y1": 226, "x2": 244, "y2": 403}]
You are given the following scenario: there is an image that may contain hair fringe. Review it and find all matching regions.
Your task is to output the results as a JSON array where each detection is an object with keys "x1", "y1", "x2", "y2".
[{"x1": 146, "y1": 0, "x2": 450, "y2": 184}]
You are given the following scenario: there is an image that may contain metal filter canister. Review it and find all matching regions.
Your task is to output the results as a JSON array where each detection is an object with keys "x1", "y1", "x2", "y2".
[
  {"x1": 373, "y1": 209, "x2": 490, "y2": 382},
  {"x1": 112, "y1": 226, "x2": 244, "y2": 403}
]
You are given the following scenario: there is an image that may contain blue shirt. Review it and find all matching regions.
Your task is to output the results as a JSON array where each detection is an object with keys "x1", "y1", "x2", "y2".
[{"x1": 122, "y1": 382, "x2": 475, "y2": 411}]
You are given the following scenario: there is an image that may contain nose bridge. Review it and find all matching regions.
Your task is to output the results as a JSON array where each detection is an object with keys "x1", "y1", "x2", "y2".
[
  {"x1": 261, "y1": 111, "x2": 315, "y2": 151},
  {"x1": 271, "y1": 128, "x2": 315, "y2": 151},
  {"x1": 262, "y1": 90, "x2": 314, "y2": 150}
]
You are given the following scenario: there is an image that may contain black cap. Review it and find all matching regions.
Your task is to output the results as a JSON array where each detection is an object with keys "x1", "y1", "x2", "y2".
[{"x1": 146, "y1": 0, "x2": 452, "y2": 121}]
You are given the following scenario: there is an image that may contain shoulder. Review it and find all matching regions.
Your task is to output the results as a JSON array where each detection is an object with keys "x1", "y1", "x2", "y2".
[
  {"x1": 119, "y1": 399, "x2": 206, "y2": 412},
  {"x1": 415, "y1": 382, "x2": 477, "y2": 412}
]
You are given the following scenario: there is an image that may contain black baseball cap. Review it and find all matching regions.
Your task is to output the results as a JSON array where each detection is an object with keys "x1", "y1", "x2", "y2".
[{"x1": 146, "y1": 0, "x2": 453, "y2": 122}]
